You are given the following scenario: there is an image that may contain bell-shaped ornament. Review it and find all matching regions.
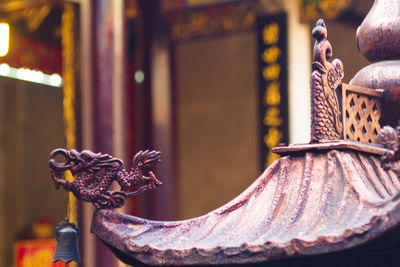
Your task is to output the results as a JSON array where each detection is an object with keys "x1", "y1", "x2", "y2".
[{"x1": 53, "y1": 221, "x2": 81, "y2": 263}]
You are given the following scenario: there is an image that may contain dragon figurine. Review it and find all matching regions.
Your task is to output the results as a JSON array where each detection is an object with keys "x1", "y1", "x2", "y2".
[
  {"x1": 311, "y1": 19, "x2": 344, "y2": 142},
  {"x1": 49, "y1": 149, "x2": 162, "y2": 209}
]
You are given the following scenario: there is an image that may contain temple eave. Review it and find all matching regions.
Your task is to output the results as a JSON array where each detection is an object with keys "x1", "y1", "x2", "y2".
[{"x1": 91, "y1": 150, "x2": 400, "y2": 266}]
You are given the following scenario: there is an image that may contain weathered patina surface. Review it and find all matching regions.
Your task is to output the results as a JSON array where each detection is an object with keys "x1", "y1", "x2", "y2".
[
  {"x1": 91, "y1": 150, "x2": 400, "y2": 266},
  {"x1": 350, "y1": 0, "x2": 400, "y2": 127},
  {"x1": 356, "y1": 0, "x2": 400, "y2": 62}
]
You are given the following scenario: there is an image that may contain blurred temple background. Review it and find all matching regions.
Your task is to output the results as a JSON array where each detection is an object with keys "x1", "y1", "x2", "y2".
[{"x1": 0, "y1": 0, "x2": 373, "y2": 266}]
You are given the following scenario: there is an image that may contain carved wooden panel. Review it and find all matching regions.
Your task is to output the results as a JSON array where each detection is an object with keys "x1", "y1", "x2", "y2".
[{"x1": 342, "y1": 84, "x2": 383, "y2": 143}]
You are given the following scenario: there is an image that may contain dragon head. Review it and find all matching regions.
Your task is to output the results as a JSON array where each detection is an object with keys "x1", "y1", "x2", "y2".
[
  {"x1": 132, "y1": 150, "x2": 161, "y2": 170},
  {"x1": 49, "y1": 148, "x2": 123, "y2": 175}
]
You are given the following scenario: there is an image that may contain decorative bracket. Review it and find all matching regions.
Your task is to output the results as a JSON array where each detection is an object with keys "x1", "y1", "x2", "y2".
[{"x1": 311, "y1": 19, "x2": 344, "y2": 142}]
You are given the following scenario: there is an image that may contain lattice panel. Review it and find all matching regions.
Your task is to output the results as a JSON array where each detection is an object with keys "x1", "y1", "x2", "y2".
[{"x1": 342, "y1": 87, "x2": 381, "y2": 144}]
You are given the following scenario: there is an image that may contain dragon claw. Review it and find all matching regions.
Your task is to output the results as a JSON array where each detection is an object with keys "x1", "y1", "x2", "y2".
[
  {"x1": 143, "y1": 171, "x2": 162, "y2": 190},
  {"x1": 50, "y1": 169, "x2": 65, "y2": 190},
  {"x1": 149, "y1": 171, "x2": 162, "y2": 186}
]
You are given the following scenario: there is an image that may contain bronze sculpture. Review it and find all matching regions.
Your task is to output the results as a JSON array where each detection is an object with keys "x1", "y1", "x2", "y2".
[
  {"x1": 311, "y1": 19, "x2": 343, "y2": 142},
  {"x1": 49, "y1": 2, "x2": 400, "y2": 265},
  {"x1": 351, "y1": 0, "x2": 400, "y2": 127},
  {"x1": 49, "y1": 148, "x2": 162, "y2": 209}
]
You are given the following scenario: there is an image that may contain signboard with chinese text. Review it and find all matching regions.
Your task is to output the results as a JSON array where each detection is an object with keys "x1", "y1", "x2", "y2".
[
  {"x1": 257, "y1": 14, "x2": 289, "y2": 171},
  {"x1": 165, "y1": 1, "x2": 257, "y2": 41},
  {"x1": 15, "y1": 239, "x2": 66, "y2": 267}
]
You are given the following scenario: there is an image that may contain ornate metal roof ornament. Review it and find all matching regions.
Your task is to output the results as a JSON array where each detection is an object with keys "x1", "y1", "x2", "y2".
[
  {"x1": 49, "y1": 149, "x2": 162, "y2": 209},
  {"x1": 311, "y1": 19, "x2": 343, "y2": 142},
  {"x1": 49, "y1": 1, "x2": 400, "y2": 265}
]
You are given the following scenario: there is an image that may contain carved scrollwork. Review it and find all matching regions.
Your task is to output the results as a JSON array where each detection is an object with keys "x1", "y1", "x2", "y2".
[
  {"x1": 378, "y1": 124, "x2": 400, "y2": 175},
  {"x1": 311, "y1": 19, "x2": 344, "y2": 142},
  {"x1": 49, "y1": 149, "x2": 162, "y2": 209}
]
